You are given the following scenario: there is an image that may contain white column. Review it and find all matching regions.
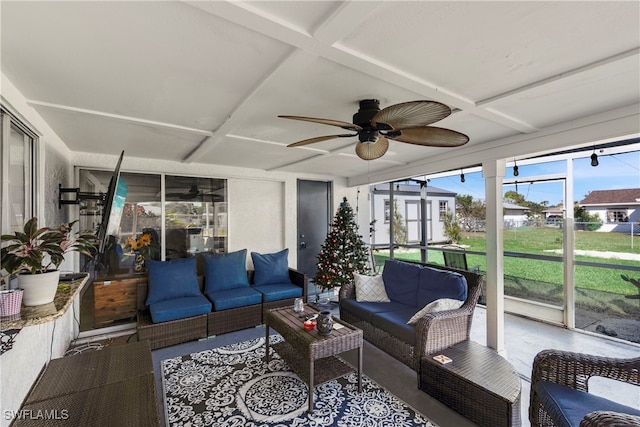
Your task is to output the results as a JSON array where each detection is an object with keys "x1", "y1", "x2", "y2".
[
  {"x1": 482, "y1": 160, "x2": 506, "y2": 354},
  {"x1": 564, "y1": 159, "x2": 575, "y2": 329}
]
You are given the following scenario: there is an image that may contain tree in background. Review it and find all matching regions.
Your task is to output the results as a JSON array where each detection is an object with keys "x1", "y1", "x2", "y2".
[
  {"x1": 391, "y1": 200, "x2": 408, "y2": 244},
  {"x1": 504, "y1": 190, "x2": 549, "y2": 219},
  {"x1": 456, "y1": 194, "x2": 486, "y2": 231},
  {"x1": 314, "y1": 197, "x2": 370, "y2": 291},
  {"x1": 443, "y1": 209, "x2": 462, "y2": 243},
  {"x1": 574, "y1": 204, "x2": 602, "y2": 231}
]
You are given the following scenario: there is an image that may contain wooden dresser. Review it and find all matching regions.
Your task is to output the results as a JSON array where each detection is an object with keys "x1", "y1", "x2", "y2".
[{"x1": 93, "y1": 275, "x2": 146, "y2": 327}]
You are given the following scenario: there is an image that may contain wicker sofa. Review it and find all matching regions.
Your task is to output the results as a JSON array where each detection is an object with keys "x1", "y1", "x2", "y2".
[
  {"x1": 137, "y1": 250, "x2": 307, "y2": 350},
  {"x1": 339, "y1": 259, "x2": 483, "y2": 371},
  {"x1": 529, "y1": 349, "x2": 640, "y2": 426}
]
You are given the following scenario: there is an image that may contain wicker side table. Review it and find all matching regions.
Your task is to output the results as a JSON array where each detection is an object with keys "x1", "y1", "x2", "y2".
[{"x1": 419, "y1": 340, "x2": 521, "y2": 427}]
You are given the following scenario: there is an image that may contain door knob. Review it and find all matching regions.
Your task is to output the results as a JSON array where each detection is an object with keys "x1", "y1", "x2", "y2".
[{"x1": 299, "y1": 241, "x2": 307, "y2": 249}]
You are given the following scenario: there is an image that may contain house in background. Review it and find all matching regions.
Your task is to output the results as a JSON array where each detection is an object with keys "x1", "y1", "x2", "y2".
[
  {"x1": 370, "y1": 184, "x2": 456, "y2": 246},
  {"x1": 579, "y1": 188, "x2": 640, "y2": 233},
  {"x1": 543, "y1": 206, "x2": 565, "y2": 220},
  {"x1": 503, "y1": 202, "x2": 530, "y2": 228}
]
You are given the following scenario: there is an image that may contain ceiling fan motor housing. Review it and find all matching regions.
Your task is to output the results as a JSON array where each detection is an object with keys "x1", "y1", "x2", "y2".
[{"x1": 354, "y1": 99, "x2": 381, "y2": 142}]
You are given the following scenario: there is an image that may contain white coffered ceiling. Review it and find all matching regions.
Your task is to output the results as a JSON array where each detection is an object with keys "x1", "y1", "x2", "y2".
[{"x1": 2, "y1": 1, "x2": 639, "y2": 184}]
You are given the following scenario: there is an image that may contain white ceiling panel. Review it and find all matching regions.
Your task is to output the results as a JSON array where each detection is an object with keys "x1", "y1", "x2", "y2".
[
  {"x1": 343, "y1": 2, "x2": 640, "y2": 102},
  {"x1": 2, "y1": 1, "x2": 291, "y2": 129},
  {"x1": 1, "y1": 1, "x2": 638, "y2": 181},
  {"x1": 488, "y1": 55, "x2": 640, "y2": 129}
]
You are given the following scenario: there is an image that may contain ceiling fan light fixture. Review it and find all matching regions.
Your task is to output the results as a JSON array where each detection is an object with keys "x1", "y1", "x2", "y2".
[{"x1": 355, "y1": 137, "x2": 389, "y2": 160}]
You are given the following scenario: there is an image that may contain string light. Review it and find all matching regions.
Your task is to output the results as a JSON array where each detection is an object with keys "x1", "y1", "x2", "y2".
[
  {"x1": 513, "y1": 159, "x2": 519, "y2": 177},
  {"x1": 591, "y1": 147, "x2": 599, "y2": 167},
  {"x1": 460, "y1": 169, "x2": 465, "y2": 183}
]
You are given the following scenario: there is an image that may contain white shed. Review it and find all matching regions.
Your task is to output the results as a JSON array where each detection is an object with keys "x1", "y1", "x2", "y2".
[{"x1": 370, "y1": 183, "x2": 456, "y2": 246}]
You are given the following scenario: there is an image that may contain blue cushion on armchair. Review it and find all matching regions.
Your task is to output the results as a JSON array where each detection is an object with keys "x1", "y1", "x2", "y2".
[
  {"x1": 207, "y1": 287, "x2": 263, "y2": 311},
  {"x1": 202, "y1": 249, "x2": 250, "y2": 293},
  {"x1": 251, "y1": 249, "x2": 292, "y2": 286},
  {"x1": 149, "y1": 295, "x2": 211, "y2": 323},
  {"x1": 145, "y1": 257, "x2": 202, "y2": 306},
  {"x1": 254, "y1": 283, "x2": 302, "y2": 302},
  {"x1": 534, "y1": 380, "x2": 640, "y2": 427}
]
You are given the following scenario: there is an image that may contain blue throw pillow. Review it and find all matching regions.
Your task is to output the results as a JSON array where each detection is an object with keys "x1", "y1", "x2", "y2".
[
  {"x1": 202, "y1": 249, "x2": 250, "y2": 293},
  {"x1": 251, "y1": 249, "x2": 292, "y2": 286},
  {"x1": 145, "y1": 257, "x2": 201, "y2": 306}
]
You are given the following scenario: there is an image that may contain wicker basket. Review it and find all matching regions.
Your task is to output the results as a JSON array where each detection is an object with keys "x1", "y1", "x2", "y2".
[{"x1": 0, "y1": 289, "x2": 23, "y2": 317}]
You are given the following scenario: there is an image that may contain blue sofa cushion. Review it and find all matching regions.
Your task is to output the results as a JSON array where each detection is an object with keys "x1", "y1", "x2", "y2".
[
  {"x1": 370, "y1": 307, "x2": 419, "y2": 346},
  {"x1": 145, "y1": 257, "x2": 202, "y2": 306},
  {"x1": 148, "y1": 295, "x2": 211, "y2": 323},
  {"x1": 254, "y1": 283, "x2": 302, "y2": 302},
  {"x1": 202, "y1": 249, "x2": 250, "y2": 293},
  {"x1": 206, "y1": 287, "x2": 262, "y2": 311},
  {"x1": 382, "y1": 260, "x2": 421, "y2": 307},
  {"x1": 340, "y1": 298, "x2": 410, "y2": 324},
  {"x1": 416, "y1": 266, "x2": 467, "y2": 309},
  {"x1": 251, "y1": 249, "x2": 292, "y2": 286},
  {"x1": 534, "y1": 380, "x2": 640, "y2": 427}
]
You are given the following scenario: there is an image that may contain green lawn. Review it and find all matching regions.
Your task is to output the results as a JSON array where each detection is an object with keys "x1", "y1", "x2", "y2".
[{"x1": 373, "y1": 227, "x2": 640, "y2": 299}]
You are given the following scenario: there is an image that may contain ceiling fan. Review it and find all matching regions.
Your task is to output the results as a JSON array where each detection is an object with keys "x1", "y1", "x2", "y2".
[
  {"x1": 166, "y1": 185, "x2": 222, "y2": 201},
  {"x1": 279, "y1": 99, "x2": 469, "y2": 160}
]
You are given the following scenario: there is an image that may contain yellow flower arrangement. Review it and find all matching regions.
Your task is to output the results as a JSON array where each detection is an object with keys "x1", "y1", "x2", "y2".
[
  {"x1": 125, "y1": 232, "x2": 157, "y2": 270},
  {"x1": 127, "y1": 233, "x2": 152, "y2": 251}
]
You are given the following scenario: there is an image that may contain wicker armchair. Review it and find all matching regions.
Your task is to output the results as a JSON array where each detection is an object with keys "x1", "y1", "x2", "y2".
[
  {"x1": 530, "y1": 349, "x2": 640, "y2": 427},
  {"x1": 339, "y1": 261, "x2": 482, "y2": 371}
]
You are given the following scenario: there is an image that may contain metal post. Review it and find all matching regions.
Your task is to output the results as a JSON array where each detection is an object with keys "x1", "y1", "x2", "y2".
[
  {"x1": 420, "y1": 181, "x2": 428, "y2": 263},
  {"x1": 389, "y1": 182, "x2": 395, "y2": 259}
]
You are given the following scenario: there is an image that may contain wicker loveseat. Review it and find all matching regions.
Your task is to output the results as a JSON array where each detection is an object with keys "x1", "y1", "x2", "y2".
[
  {"x1": 530, "y1": 349, "x2": 640, "y2": 427},
  {"x1": 137, "y1": 250, "x2": 307, "y2": 349},
  {"x1": 339, "y1": 259, "x2": 483, "y2": 371}
]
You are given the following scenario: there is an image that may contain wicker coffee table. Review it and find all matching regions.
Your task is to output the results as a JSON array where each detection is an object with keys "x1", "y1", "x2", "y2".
[
  {"x1": 264, "y1": 305, "x2": 363, "y2": 414},
  {"x1": 419, "y1": 340, "x2": 521, "y2": 427}
]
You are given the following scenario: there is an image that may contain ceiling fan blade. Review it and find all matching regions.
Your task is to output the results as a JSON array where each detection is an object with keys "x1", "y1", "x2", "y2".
[
  {"x1": 287, "y1": 134, "x2": 356, "y2": 148},
  {"x1": 372, "y1": 101, "x2": 451, "y2": 130},
  {"x1": 355, "y1": 137, "x2": 389, "y2": 160},
  {"x1": 278, "y1": 115, "x2": 362, "y2": 132},
  {"x1": 390, "y1": 126, "x2": 469, "y2": 147}
]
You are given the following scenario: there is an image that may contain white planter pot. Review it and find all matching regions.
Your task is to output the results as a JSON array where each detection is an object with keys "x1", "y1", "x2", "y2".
[{"x1": 18, "y1": 270, "x2": 60, "y2": 306}]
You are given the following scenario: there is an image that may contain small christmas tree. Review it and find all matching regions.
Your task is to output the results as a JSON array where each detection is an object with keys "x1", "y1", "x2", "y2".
[{"x1": 314, "y1": 197, "x2": 370, "y2": 291}]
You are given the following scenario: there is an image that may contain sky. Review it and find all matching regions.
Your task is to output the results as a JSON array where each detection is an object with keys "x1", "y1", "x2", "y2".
[{"x1": 421, "y1": 149, "x2": 640, "y2": 207}]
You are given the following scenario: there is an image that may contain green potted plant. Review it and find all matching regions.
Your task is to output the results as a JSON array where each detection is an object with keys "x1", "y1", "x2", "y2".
[{"x1": 1, "y1": 217, "x2": 97, "y2": 306}]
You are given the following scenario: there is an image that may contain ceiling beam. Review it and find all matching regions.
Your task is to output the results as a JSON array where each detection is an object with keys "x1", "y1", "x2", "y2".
[{"x1": 26, "y1": 100, "x2": 214, "y2": 137}]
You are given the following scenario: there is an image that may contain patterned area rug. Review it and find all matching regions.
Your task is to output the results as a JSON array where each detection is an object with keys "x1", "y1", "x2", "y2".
[{"x1": 161, "y1": 336, "x2": 438, "y2": 426}]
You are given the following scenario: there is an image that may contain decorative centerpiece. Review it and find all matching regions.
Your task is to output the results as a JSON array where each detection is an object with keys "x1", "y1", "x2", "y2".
[
  {"x1": 125, "y1": 231, "x2": 157, "y2": 273},
  {"x1": 1, "y1": 217, "x2": 97, "y2": 306},
  {"x1": 316, "y1": 310, "x2": 334, "y2": 336}
]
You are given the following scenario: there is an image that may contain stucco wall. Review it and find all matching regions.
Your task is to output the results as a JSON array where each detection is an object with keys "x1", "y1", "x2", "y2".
[{"x1": 0, "y1": 304, "x2": 76, "y2": 427}]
